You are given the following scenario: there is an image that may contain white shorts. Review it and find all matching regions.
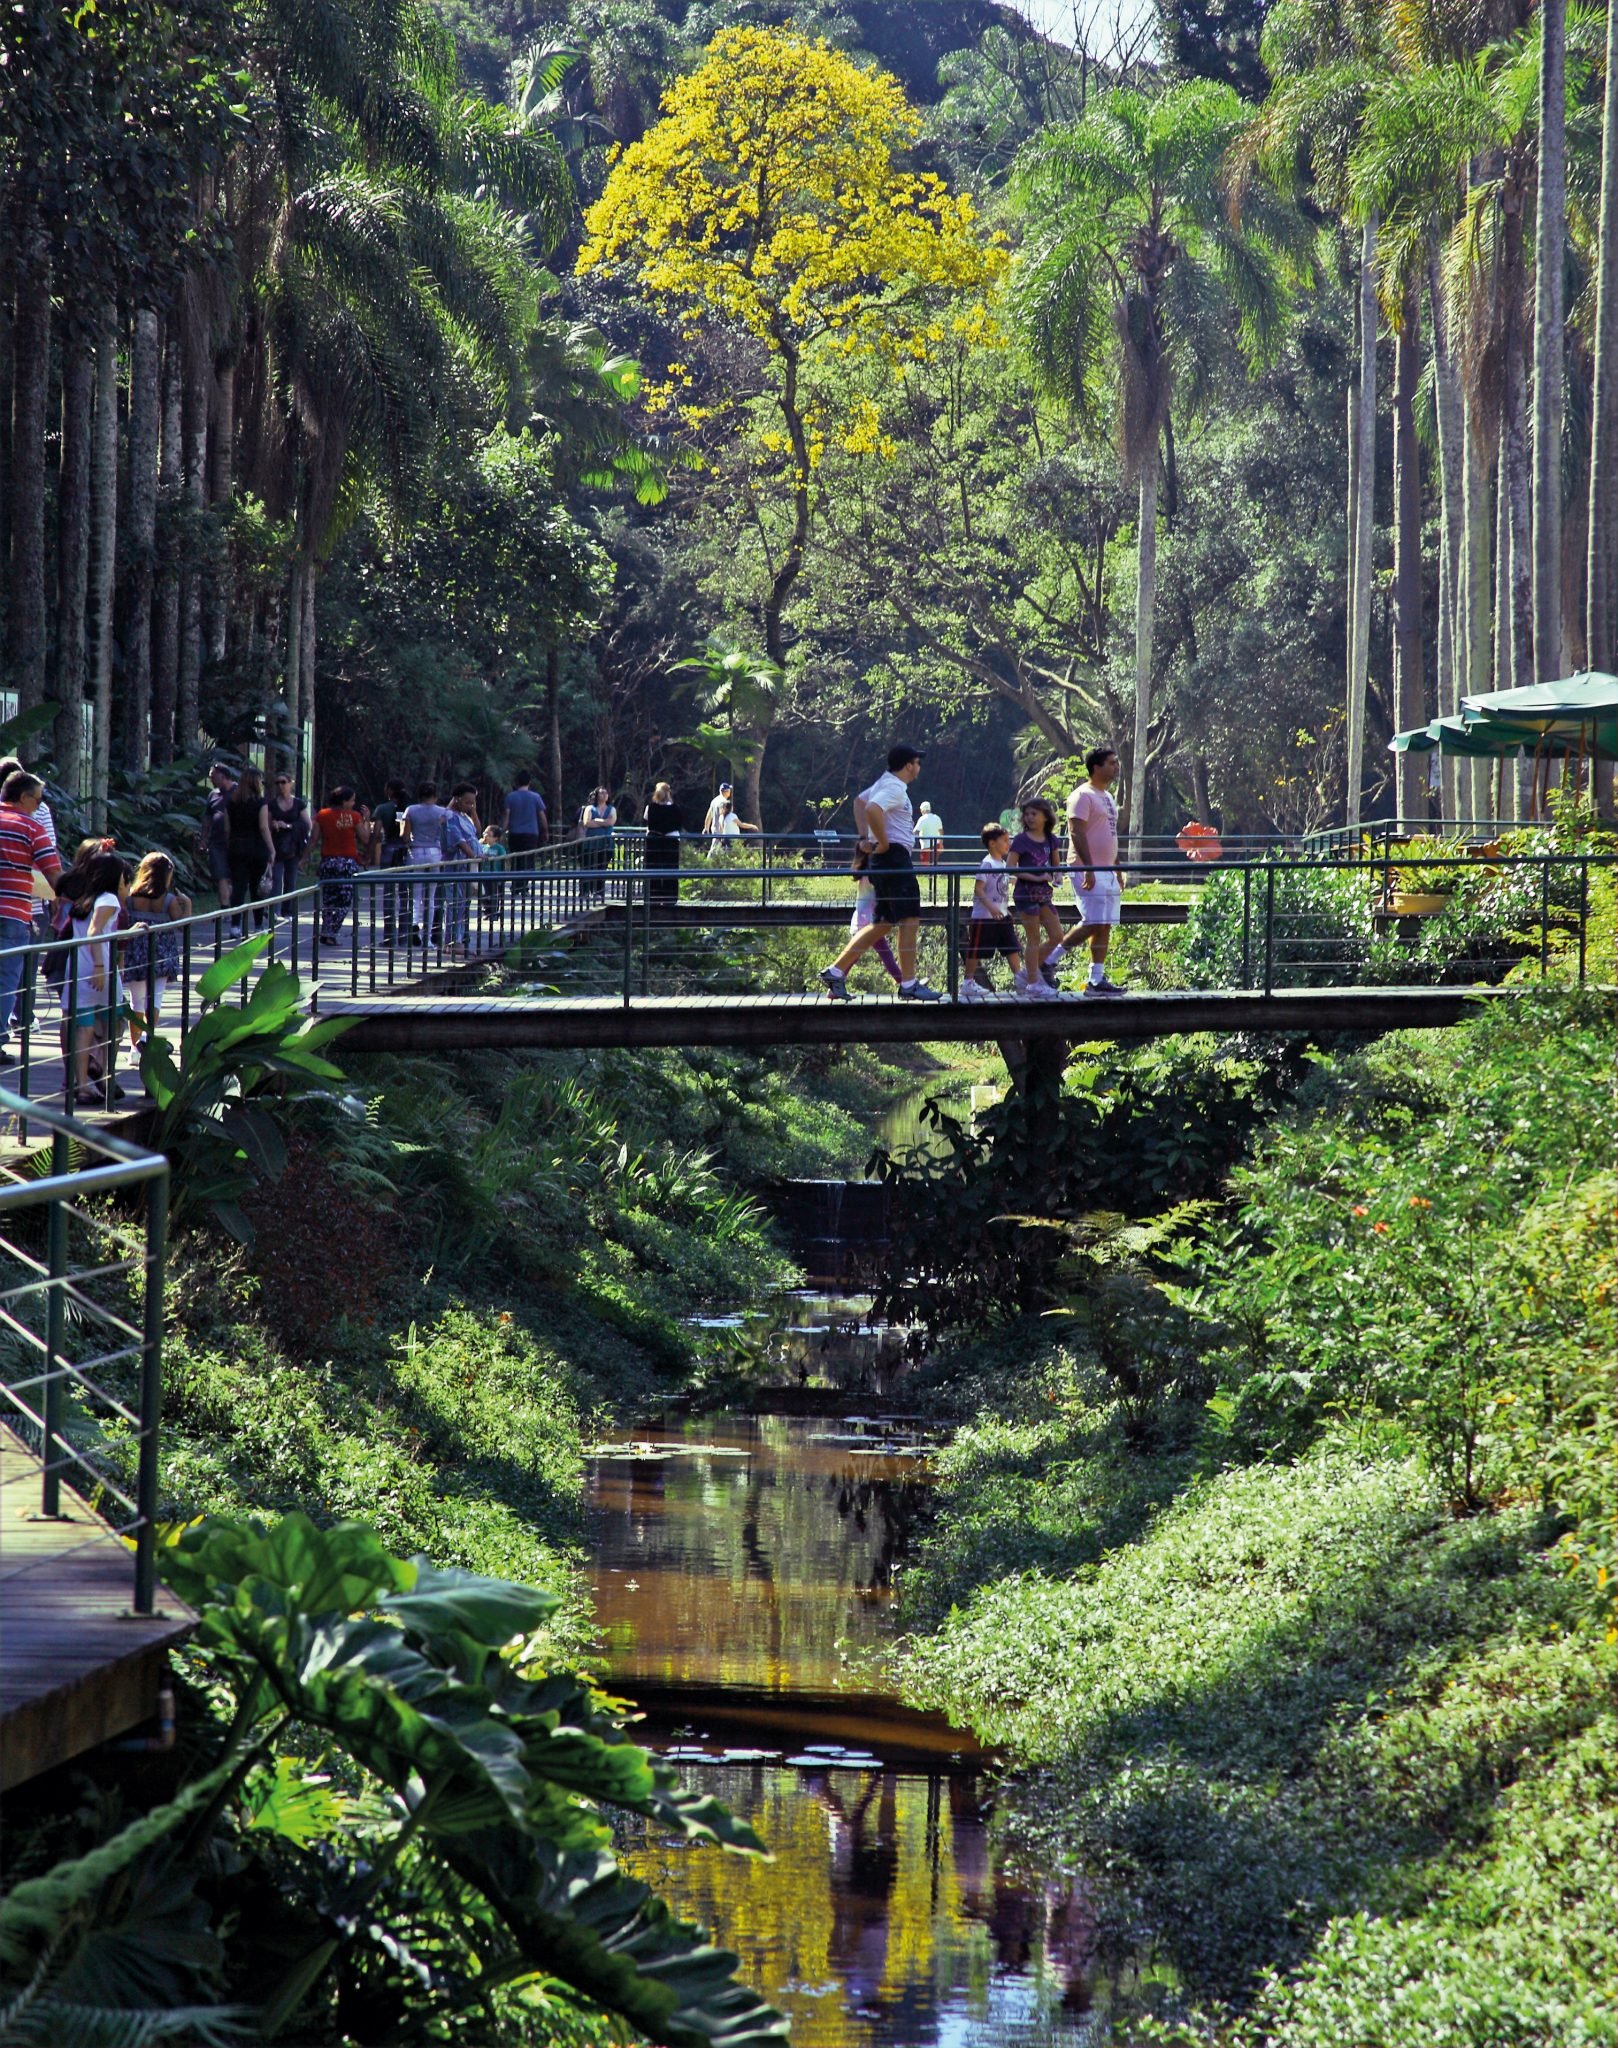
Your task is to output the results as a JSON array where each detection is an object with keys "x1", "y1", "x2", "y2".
[{"x1": 1071, "y1": 871, "x2": 1122, "y2": 927}]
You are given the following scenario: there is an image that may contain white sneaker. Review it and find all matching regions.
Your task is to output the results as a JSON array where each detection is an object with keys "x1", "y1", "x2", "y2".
[{"x1": 958, "y1": 978, "x2": 991, "y2": 1001}]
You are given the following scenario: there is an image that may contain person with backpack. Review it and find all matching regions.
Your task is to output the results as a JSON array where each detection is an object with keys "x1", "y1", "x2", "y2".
[
  {"x1": 0, "y1": 770, "x2": 62, "y2": 1059},
  {"x1": 122, "y1": 853, "x2": 191, "y2": 1051},
  {"x1": 401, "y1": 783, "x2": 449, "y2": 945}
]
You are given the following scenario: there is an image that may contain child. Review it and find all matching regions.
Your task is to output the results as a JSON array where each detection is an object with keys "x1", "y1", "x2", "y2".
[
  {"x1": 1008, "y1": 798, "x2": 1066, "y2": 996},
  {"x1": 479, "y1": 822, "x2": 507, "y2": 917},
  {"x1": 850, "y1": 848, "x2": 905, "y2": 990},
  {"x1": 959, "y1": 824, "x2": 1026, "y2": 1000},
  {"x1": 57, "y1": 850, "x2": 129, "y2": 1104},
  {"x1": 122, "y1": 853, "x2": 191, "y2": 1051}
]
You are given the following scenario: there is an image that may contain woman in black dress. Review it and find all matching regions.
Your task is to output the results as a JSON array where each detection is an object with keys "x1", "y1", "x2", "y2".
[{"x1": 643, "y1": 781, "x2": 682, "y2": 907}]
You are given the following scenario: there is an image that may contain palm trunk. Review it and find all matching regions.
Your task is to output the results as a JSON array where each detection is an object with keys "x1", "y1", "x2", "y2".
[
  {"x1": 1493, "y1": 433, "x2": 1521, "y2": 819},
  {"x1": 178, "y1": 323, "x2": 209, "y2": 751},
  {"x1": 121, "y1": 307, "x2": 162, "y2": 773},
  {"x1": 546, "y1": 644, "x2": 563, "y2": 829},
  {"x1": 283, "y1": 556, "x2": 303, "y2": 778},
  {"x1": 1430, "y1": 249, "x2": 1465, "y2": 821},
  {"x1": 1502, "y1": 181, "x2": 1534, "y2": 716},
  {"x1": 7, "y1": 217, "x2": 51, "y2": 722},
  {"x1": 1588, "y1": 0, "x2": 1618, "y2": 815},
  {"x1": 1347, "y1": 215, "x2": 1377, "y2": 831},
  {"x1": 89, "y1": 305, "x2": 119, "y2": 834},
  {"x1": 204, "y1": 357, "x2": 234, "y2": 667},
  {"x1": 1533, "y1": 0, "x2": 1567, "y2": 688},
  {"x1": 744, "y1": 728, "x2": 767, "y2": 828},
  {"x1": 300, "y1": 567, "x2": 316, "y2": 793},
  {"x1": 56, "y1": 326, "x2": 93, "y2": 797},
  {"x1": 1463, "y1": 402, "x2": 1493, "y2": 820},
  {"x1": 151, "y1": 322, "x2": 183, "y2": 766},
  {"x1": 1392, "y1": 282, "x2": 1427, "y2": 825},
  {"x1": 1129, "y1": 452, "x2": 1159, "y2": 863}
]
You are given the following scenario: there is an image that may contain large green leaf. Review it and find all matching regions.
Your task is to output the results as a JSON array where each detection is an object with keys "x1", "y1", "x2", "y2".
[{"x1": 196, "y1": 935, "x2": 272, "y2": 1008}]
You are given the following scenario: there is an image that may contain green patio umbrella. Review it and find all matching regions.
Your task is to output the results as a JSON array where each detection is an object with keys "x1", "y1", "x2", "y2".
[
  {"x1": 1459, "y1": 673, "x2": 1618, "y2": 756},
  {"x1": 1388, "y1": 715, "x2": 1540, "y2": 758}
]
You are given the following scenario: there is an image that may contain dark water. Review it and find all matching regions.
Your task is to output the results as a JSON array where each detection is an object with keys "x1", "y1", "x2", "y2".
[{"x1": 587, "y1": 1402, "x2": 1100, "y2": 2045}]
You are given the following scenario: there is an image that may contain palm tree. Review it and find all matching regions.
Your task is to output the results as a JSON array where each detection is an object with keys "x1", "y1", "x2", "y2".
[
  {"x1": 1016, "y1": 80, "x2": 1309, "y2": 859},
  {"x1": 677, "y1": 643, "x2": 784, "y2": 827},
  {"x1": 1239, "y1": 0, "x2": 1385, "y2": 827},
  {"x1": 1534, "y1": 0, "x2": 1568, "y2": 687}
]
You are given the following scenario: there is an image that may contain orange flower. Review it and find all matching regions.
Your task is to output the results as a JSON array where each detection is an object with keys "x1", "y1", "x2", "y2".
[
  {"x1": 1409, "y1": 1197, "x2": 1432, "y2": 1210},
  {"x1": 1373, "y1": 1221, "x2": 1389, "y2": 1234},
  {"x1": 1352, "y1": 1205, "x2": 1369, "y2": 1217}
]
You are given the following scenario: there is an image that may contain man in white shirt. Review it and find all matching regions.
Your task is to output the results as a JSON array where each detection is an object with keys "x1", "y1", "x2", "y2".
[
  {"x1": 1058, "y1": 744, "x2": 1128, "y2": 996},
  {"x1": 818, "y1": 745, "x2": 942, "y2": 1001},
  {"x1": 703, "y1": 782, "x2": 734, "y2": 852}
]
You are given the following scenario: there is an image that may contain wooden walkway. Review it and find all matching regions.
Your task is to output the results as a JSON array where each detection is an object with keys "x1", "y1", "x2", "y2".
[
  {"x1": 324, "y1": 984, "x2": 1497, "y2": 1054},
  {"x1": 0, "y1": 1424, "x2": 192, "y2": 1790}
]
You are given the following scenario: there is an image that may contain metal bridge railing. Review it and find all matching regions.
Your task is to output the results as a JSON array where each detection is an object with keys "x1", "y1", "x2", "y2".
[{"x1": 0, "y1": 1095, "x2": 169, "y2": 1613}]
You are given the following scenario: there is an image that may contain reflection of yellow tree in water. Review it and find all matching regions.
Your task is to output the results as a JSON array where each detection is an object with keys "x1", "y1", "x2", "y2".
[{"x1": 621, "y1": 1766, "x2": 995, "y2": 2048}]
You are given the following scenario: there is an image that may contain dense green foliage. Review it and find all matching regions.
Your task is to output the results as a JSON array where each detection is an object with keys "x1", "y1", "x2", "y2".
[
  {"x1": 0, "y1": 1514, "x2": 789, "y2": 2045},
  {"x1": 893, "y1": 988, "x2": 1617, "y2": 2045}
]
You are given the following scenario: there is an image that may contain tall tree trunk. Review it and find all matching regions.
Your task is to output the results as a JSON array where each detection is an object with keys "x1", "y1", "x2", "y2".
[
  {"x1": 204, "y1": 357, "x2": 234, "y2": 667},
  {"x1": 0, "y1": 236, "x2": 12, "y2": 583},
  {"x1": 282, "y1": 555, "x2": 303, "y2": 780},
  {"x1": 1430, "y1": 249, "x2": 1465, "y2": 821},
  {"x1": 1128, "y1": 450, "x2": 1159, "y2": 863},
  {"x1": 178, "y1": 323, "x2": 209, "y2": 752},
  {"x1": 1493, "y1": 433, "x2": 1521, "y2": 819},
  {"x1": 1588, "y1": 0, "x2": 1618, "y2": 816},
  {"x1": 56, "y1": 327, "x2": 93, "y2": 798},
  {"x1": 763, "y1": 340, "x2": 812, "y2": 671},
  {"x1": 1347, "y1": 215, "x2": 1378, "y2": 831},
  {"x1": 1392, "y1": 282, "x2": 1427, "y2": 824},
  {"x1": 743, "y1": 726, "x2": 767, "y2": 828},
  {"x1": 1190, "y1": 752, "x2": 1213, "y2": 826},
  {"x1": 300, "y1": 568, "x2": 316, "y2": 797},
  {"x1": 7, "y1": 218, "x2": 51, "y2": 724},
  {"x1": 1502, "y1": 177, "x2": 1535, "y2": 711},
  {"x1": 89, "y1": 306, "x2": 119, "y2": 833},
  {"x1": 1463, "y1": 402, "x2": 1494, "y2": 820},
  {"x1": 546, "y1": 644, "x2": 563, "y2": 832},
  {"x1": 1534, "y1": 0, "x2": 1567, "y2": 690},
  {"x1": 121, "y1": 308, "x2": 161, "y2": 773},
  {"x1": 151, "y1": 322, "x2": 183, "y2": 766}
]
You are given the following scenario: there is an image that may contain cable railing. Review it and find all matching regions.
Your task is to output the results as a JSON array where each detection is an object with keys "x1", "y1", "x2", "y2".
[{"x1": 0, "y1": 1094, "x2": 169, "y2": 1613}]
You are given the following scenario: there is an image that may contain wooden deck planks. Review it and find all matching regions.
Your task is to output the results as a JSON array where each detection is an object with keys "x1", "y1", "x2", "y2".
[{"x1": 0, "y1": 1424, "x2": 192, "y2": 1790}]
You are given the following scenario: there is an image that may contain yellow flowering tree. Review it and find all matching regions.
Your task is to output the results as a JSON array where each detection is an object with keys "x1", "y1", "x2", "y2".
[{"x1": 577, "y1": 25, "x2": 1003, "y2": 812}]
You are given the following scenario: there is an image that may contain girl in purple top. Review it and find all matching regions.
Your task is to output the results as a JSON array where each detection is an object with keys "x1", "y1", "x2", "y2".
[{"x1": 1009, "y1": 798, "x2": 1065, "y2": 988}]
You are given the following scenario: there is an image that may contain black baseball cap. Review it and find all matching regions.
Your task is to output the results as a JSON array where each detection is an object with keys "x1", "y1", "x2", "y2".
[{"x1": 888, "y1": 744, "x2": 923, "y2": 771}]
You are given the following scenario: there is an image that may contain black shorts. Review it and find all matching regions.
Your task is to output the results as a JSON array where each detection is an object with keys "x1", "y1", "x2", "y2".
[
  {"x1": 968, "y1": 916, "x2": 1020, "y2": 958},
  {"x1": 869, "y1": 846, "x2": 921, "y2": 925}
]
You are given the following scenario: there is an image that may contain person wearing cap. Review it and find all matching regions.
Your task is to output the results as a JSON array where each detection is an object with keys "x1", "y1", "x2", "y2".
[{"x1": 818, "y1": 745, "x2": 942, "y2": 1002}]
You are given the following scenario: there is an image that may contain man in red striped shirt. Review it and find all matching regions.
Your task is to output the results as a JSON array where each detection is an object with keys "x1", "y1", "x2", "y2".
[{"x1": 0, "y1": 771, "x2": 62, "y2": 1054}]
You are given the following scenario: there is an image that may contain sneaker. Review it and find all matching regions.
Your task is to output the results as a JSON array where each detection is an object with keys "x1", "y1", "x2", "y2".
[
  {"x1": 1081, "y1": 976, "x2": 1125, "y2": 997},
  {"x1": 899, "y1": 979, "x2": 943, "y2": 1002},
  {"x1": 1025, "y1": 977, "x2": 1061, "y2": 999},
  {"x1": 958, "y1": 978, "x2": 991, "y2": 1001},
  {"x1": 819, "y1": 966, "x2": 852, "y2": 1002}
]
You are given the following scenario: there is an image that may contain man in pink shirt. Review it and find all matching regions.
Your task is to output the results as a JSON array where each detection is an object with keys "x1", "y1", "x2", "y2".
[
  {"x1": 1059, "y1": 745, "x2": 1126, "y2": 997},
  {"x1": 0, "y1": 770, "x2": 62, "y2": 1052}
]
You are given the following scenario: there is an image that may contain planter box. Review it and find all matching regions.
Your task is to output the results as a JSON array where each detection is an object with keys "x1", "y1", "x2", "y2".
[{"x1": 1386, "y1": 891, "x2": 1452, "y2": 915}]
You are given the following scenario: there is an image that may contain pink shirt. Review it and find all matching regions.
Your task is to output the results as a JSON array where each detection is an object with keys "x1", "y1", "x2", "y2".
[{"x1": 1068, "y1": 783, "x2": 1118, "y2": 869}]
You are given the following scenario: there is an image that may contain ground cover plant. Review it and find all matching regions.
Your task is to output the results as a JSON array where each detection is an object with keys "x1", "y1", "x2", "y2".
[{"x1": 891, "y1": 985, "x2": 1617, "y2": 2045}]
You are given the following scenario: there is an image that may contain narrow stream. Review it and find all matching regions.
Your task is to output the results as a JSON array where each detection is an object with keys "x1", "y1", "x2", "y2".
[{"x1": 587, "y1": 1298, "x2": 1099, "y2": 2045}]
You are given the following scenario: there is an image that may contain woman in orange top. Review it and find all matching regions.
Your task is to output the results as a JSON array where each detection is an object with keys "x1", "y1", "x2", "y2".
[{"x1": 309, "y1": 785, "x2": 371, "y2": 943}]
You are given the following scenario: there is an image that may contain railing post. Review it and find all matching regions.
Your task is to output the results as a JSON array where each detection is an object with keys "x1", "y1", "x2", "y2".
[
  {"x1": 40, "y1": 1127, "x2": 69, "y2": 1517},
  {"x1": 181, "y1": 922, "x2": 193, "y2": 1043},
  {"x1": 622, "y1": 870, "x2": 634, "y2": 1007},
  {"x1": 64, "y1": 947, "x2": 79, "y2": 1110},
  {"x1": 350, "y1": 873, "x2": 361, "y2": 996},
  {"x1": 946, "y1": 869, "x2": 960, "y2": 999},
  {"x1": 1262, "y1": 862, "x2": 1275, "y2": 997},
  {"x1": 1540, "y1": 857, "x2": 1551, "y2": 977},
  {"x1": 1241, "y1": 866, "x2": 1253, "y2": 990},
  {"x1": 132, "y1": 1168, "x2": 169, "y2": 1618},
  {"x1": 641, "y1": 871, "x2": 651, "y2": 996}
]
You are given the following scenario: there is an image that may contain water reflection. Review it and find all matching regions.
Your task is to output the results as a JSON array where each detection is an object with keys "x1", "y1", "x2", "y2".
[{"x1": 588, "y1": 1410, "x2": 1098, "y2": 2045}]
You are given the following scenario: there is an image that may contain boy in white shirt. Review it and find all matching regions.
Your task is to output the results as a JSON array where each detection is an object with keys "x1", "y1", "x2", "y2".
[{"x1": 959, "y1": 824, "x2": 1027, "y2": 999}]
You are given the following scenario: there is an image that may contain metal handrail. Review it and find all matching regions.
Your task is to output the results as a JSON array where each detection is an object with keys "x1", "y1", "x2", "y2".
[{"x1": 0, "y1": 1090, "x2": 169, "y2": 1613}]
